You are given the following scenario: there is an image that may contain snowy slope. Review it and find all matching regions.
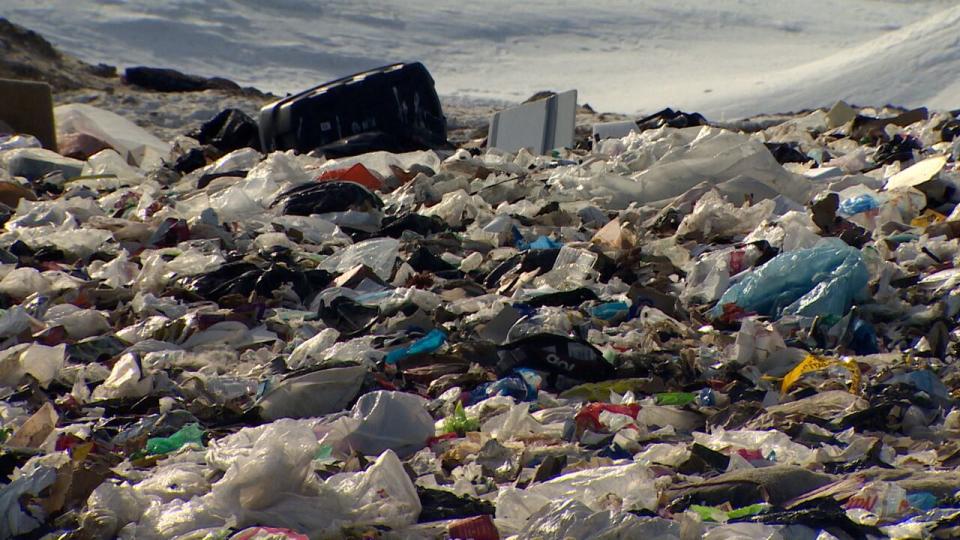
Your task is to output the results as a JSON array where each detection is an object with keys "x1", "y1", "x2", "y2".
[
  {"x1": 4, "y1": 0, "x2": 958, "y2": 117},
  {"x1": 698, "y1": 5, "x2": 960, "y2": 118}
]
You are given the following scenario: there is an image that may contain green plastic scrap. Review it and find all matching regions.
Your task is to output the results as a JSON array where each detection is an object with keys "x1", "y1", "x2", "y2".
[
  {"x1": 689, "y1": 503, "x2": 770, "y2": 523},
  {"x1": 727, "y1": 503, "x2": 770, "y2": 520},
  {"x1": 654, "y1": 392, "x2": 697, "y2": 406},
  {"x1": 442, "y1": 401, "x2": 479, "y2": 436},
  {"x1": 145, "y1": 423, "x2": 205, "y2": 455},
  {"x1": 314, "y1": 444, "x2": 335, "y2": 464}
]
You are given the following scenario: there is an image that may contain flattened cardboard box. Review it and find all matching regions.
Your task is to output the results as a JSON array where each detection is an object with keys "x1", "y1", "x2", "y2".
[{"x1": 0, "y1": 78, "x2": 57, "y2": 150}]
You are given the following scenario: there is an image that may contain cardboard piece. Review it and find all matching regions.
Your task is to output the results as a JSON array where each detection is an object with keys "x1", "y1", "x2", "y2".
[
  {"x1": 826, "y1": 100, "x2": 857, "y2": 129},
  {"x1": 592, "y1": 120, "x2": 638, "y2": 142},
  {"x1": 884, "y1": 156, "x2": 948, "y2": 191},
  {"x1": 0, "y1": 78, "x2": 57, "y2": 150},
  {"x1": 488, "y1": 90, "x2": 577, "y2": 154}
]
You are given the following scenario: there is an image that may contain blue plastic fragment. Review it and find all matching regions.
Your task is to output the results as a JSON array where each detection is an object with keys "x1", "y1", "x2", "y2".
[
  {"x1": 907, "y1": 492, "x2": 938, "y2": 511},
  {"x1": 468, "y1": 368, "x2": 541, "y2": 404},
  {"x1": 839, "y1": 194, "x2": 880, "y2": 216},
  {"x1": 590, "y1": 301, "x2": 630, "y2": 320},
  {"x1": 385, "y1": 329, "x2": 447, "y2": 364},
  {"x1": 710, "y1": 240, "x2": 868, "y2": 320},
  {"x1": 849, "y1": 319, "x2": 879, "y2": 355},
  {"x1": 513, "y1": 226, "x2": 563, "y2": 251}
]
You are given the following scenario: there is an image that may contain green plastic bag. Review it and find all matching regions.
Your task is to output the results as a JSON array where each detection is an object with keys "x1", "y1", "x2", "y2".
[
  {"x1": 146, "y1": 423, "x2": 205, "y2": 455},
  {"x1": 654, "y1": 392, "x2": 697, "y2": 406},
  {"x1": 442, "y1": 402, "x2": 479, "y2": 436},
  {"x1": 689, "y1": 503, "x2": 770, "y2": 523}
]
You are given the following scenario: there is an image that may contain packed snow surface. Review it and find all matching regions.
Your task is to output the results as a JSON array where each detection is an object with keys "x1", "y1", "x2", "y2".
[{"x1": 6, "y1": 0, "x2": 959, "y2": 117}]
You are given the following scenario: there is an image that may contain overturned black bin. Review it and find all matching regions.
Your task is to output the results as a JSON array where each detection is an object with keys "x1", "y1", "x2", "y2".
[{"x1": 259, "y1": 62, "x2": 448, "y2": 156}]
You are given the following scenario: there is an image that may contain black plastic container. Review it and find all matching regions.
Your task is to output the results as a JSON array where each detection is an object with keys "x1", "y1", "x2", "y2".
[{"x1": 258, "y1": 62, "x2": 447, "y2": 155}]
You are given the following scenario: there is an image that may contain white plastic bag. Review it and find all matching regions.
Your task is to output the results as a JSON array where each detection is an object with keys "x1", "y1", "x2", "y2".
[
  {"x1": 286, "y1": 328, "x2": 340, "y2": 370},
  {"x1": 495, "y1": 462, "x2": 657, "y2": 529},
  {"x1": 258, "y1": 365, "x2": 366, "y2": 420},
  {"x1": 55, "y1": 103, "x2": 171, "y2": 167},
  {"x1": 345, "y1": 391, "x2": 435, "y2": 458},
  {"x1": 91, "y1": 353, "x2": 153, "y2": 400},
  {"x1": 319, "y1": 238, "x2": 399, "y2": 280}
]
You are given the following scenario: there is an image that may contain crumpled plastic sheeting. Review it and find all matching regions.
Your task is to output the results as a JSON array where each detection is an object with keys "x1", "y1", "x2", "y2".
[
  {"x1": 692, "y1": 428, "x2": 819, "y2": 467},
  {"x1": 495, "y1": 461, "x2": 657, "y2": 530},
  {"x1": 319, "y1": 390, "x2": 436, "y2": 458},
  {"x1": 516, "y1": 499, "x2": 681, "y2": 540},
  {"x1": 318, "y1": 237, "x2": 399, "y2": 280},
  {"x1": 712, "y1": 239, "x2": 869, "y2": 319},
  {"x1": 0, "y1": 454, "x2": 67, "y2": 538},
  {"x1": 676, "y1": 189, "x2": 776, "y2": 240},
  {"x1": 134, "y1": 420, "x2": 420, "y2": 538},
  {"x1": 557, "y1": 126, "x2": 813, "y2": 209},
  {"x1": 55, "y1": 103, "x2": 171, "y2": 167},
  {"x1": 0, "y1": 343, "x2": 65, "y2": 388}
]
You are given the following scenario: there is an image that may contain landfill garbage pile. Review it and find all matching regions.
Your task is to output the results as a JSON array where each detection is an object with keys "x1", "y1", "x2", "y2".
[{"x1": 3, "y1": 33, "x2": 960, "y2": 540}]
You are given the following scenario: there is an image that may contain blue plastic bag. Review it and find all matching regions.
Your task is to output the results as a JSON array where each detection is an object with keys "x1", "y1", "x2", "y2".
[
  {"x1": 468, "y1": 368, "x2": 541, "y2": 404},
  {"x1": 589, "y1": 301, "x2": 630, "y2": 320},
  {"x1": 710, "y1": 240, "x2": 868, "y2": 320},
  {"x1": 513, "y1": 226, "x2": 563, "y2": 251},
  {"x1": 838, "y1": 194, "x2": 879, "y2": 216},
  {"x1": 385, "y1": 329, "x2": 447, "y2": 364}
]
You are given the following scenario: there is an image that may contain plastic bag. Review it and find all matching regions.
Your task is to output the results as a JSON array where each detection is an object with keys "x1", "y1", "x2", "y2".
[
  {"x1": 133, "y1": 464, "x2": 211, "y2": 503},
  {"x1": 385, "y1": 329, "x2": 447, "y2": 364},
  {"x1": 325, "y1": 449, "x2": 421, "y2": 528},
  {"x1": 676, "y1": 190, "x2": 775, "y2": 240},
  {"x1": 318, "y1": 237, "x2": 399, "y2": 280},
  {"x1": 81, "y1": 483, "x2": 148, "y2": 539},
  {"x1": 516, "y1": 499, "x2": 680, "y2": 540},
  {"x1": 575, "y1": 402, "x2": 640, "y2": 432},
  {"x1": 683, "y1": 244, "x2": 767, "y2": 304},
  {"x1": 495, "y1": 461, "x2": 657, "y2": 530},
  {"x1": 257, "y1": 365, "x2": 366, "y2": 421},
  {"x1": 692, "y1": 429, "x2": 818, "y2": 467},
  {"x1": 711, "y1": 239, "x2": 868, "y2": 320},
  {"x1": 200, "y1": 421, "x2": 420, "y2": 535},
  {"x1": 844, "y1": 481, "x2": 910, "y2": 521},
  {"x1": 43, "y1": 305, "x2": 111, "y2": 339},
  {"x1": 441, "y1": 401, "x2": 480, "y2": 436},
  {"x1": 55, "y1": 103, "x2": 171, "y2": 167},
  {"x1": 481, "y1": 402, "x2": 546, "y2": 440},
  {"x1": 422, "y1": 189, "x2": 493, "y2": 228},
  {"x1": 286, "y1": 328, "x2": 340, "y2": 370},
  {"x1": 82, "y1": 149, "x2": 144, "y2": 181},
  {"x1": 0, "y1": 454, "x2": 65, "y2": 538},
  {"x1": 607, "y1": 127, "x2": 811, "y2": 206},
  {"x1": 8, "y1": 344, "x2": 66, "y2": 389},
  {"x1": 146, "y1": 424, "x2": 205, "y2": 455},
  {"x1": 195, "y1": 421, "x2": 337, "y2": 535},
  {"x1": 91, "y1": 353, "x2": 154, "y2": 400},
  {"x1": 0, "y1": 267, "x2": 52, "y2": 299},
  {"x1": 0, "y1": 306, "x2": 32, "y2": 340},
  {"x1": 468, "y1": 369, "x2": 541, "y2": 405},
  {"x1": 319, "y1": 390, "x2": 435, "y2": 458},
  {"x1": 780, "y1": 354, "x2": 861, "y2": 395}
]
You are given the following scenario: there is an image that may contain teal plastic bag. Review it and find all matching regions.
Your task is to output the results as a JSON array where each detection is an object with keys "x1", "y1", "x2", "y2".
[
  {"x1": 385, "y1": 329, "x2": 447, "y2": 364},
  {"x1": 710, "y1": 239, "x2": 868, "y2": 320},
  {"x1": 145, "y1": 423, "x2": 205, "y2": 455}
]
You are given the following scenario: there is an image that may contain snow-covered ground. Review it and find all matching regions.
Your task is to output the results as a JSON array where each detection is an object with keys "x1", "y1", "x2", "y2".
[{"x1": 5, "y1": 0, "x2": 959, "y2": 117}]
